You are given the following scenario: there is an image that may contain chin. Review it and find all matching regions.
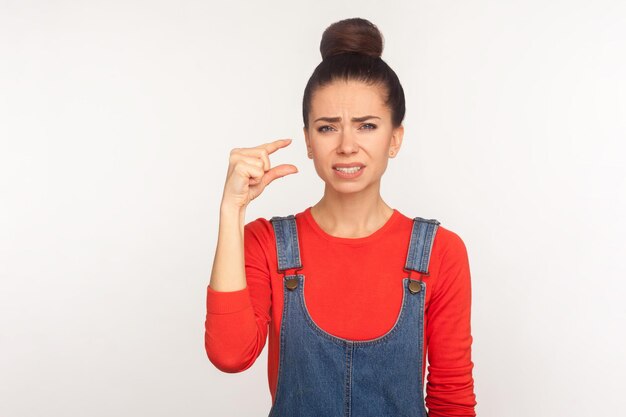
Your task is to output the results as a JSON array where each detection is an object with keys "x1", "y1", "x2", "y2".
[
  {"x1": 326, "y1": 179, "x2": 372, "y2": 194},
  {"x1": 333, "y1": 183, "x2": 365, "y2": 191}
]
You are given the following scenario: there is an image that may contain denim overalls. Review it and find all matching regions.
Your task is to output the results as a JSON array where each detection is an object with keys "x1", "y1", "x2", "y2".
[{"x1": 267, "y1": 213, "x2": 440, "y2": 417}]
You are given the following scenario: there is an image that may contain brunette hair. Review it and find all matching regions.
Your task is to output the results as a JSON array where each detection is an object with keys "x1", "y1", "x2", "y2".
[{"x1": 302, "y1": 18, "x2": 406, "y2": 129}]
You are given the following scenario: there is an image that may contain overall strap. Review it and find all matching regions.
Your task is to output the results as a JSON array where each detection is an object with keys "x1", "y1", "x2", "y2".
[
  {"x1": 269, "y1": 215, "x2": 302, "y2": 273},
  {"x1": 404, "y1": 217, "x2": 441, "y2": 275}
]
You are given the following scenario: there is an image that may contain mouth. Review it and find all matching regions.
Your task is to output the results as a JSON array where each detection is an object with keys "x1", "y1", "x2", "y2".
[
  {"x1": 333, "y1": 163, "x2": 365, "y2": 173},
  {"x1": 333, "y1": 164, "x2": 366, "y2": 178},
  {"x1": 333, "y1": 165, "x2": 364, "y2": 173}
]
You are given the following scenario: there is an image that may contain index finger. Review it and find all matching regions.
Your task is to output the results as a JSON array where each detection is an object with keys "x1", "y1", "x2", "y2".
[{"x1": 256, "y1": 138, "x2": 293, "y2": 155}]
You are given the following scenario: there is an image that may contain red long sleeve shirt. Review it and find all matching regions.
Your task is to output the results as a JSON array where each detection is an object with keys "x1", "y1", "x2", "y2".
[{"x1": 205, "y1": 206, "x2": 477, "y2": 416}]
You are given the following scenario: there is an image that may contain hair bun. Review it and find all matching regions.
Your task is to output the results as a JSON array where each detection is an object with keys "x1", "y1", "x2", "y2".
[{"x1": 319, "y1": 17, "x2": 384, "y2": 60}]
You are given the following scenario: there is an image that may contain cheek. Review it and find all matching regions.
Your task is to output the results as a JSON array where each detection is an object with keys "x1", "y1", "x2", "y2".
[{"x1": 311, "y1": 159, "x2": 331, "y2": 180}]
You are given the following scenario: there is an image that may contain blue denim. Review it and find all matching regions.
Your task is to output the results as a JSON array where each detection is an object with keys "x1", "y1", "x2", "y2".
[{"x1": 268, "y1": 214, "x2": 440, "y2": 417}]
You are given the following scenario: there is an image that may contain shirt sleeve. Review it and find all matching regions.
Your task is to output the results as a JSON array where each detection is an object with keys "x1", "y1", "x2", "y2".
[
  {"x1": 425, "y1": 228, "x2": 478, "y2": 416},
  {"x1": 204, "y1": 218, "x2": 272, "y2": 373}
]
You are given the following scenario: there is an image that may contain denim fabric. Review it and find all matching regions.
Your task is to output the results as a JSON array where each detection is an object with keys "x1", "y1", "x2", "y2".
[{"x1": 268, "y1": 214, "x2": 440, "y2": 417}]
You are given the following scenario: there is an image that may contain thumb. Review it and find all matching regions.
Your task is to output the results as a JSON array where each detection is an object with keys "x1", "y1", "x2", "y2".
[{"x1": 262, "y1": 164, "x2": 299, "y2": 187}]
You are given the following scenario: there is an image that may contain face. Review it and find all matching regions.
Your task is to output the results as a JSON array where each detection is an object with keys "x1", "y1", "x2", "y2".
[{"x1": 303, "y1": 79, "x2": 404, "y2": 193}]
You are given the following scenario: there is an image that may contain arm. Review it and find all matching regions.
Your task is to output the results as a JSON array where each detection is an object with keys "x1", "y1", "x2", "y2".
[
  {"x1": 205, "y1": 139, "x2": 296, "y2": 373},
  {"x1": 425, "y1": 229, "x2": 478, "y2": 416},
  {"x1": 204, "y1": 205, "x2": 272, "y2": 373}
]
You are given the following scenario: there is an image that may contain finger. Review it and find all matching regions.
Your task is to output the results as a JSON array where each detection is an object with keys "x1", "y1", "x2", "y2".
[
  {"x1": 255, "y1": 138, "x2": 293, "y2": 157},
  {"x1": 232, "y1": 148, "x2": 271, "y2": 172},
  {"x1": 235, "y1": 154, "x2": 265, "y2": 171},
  {"x1": 233, "y1": 138, "x2": 292, "y2": 171},
  {"x1": 235, "y1": 161, "x2": 265, "y2": 184}
]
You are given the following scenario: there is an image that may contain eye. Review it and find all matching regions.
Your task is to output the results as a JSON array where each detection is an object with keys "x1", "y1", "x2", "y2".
[
  {"x1": 361, "y1": 123, "x2": 377, "y2": 130},
  {"x1": 317, "y1": 125, "x2": 334, "y2": 133}
]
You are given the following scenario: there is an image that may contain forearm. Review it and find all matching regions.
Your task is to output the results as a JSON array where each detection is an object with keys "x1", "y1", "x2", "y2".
[{"x1": 209, "y1": 203, "x2": 247, "y2": 292}]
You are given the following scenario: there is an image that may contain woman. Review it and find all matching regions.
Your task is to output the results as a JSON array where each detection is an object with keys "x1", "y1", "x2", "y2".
[{"x1": 206, "y1": 17, "x2": 477, "y2": 417}]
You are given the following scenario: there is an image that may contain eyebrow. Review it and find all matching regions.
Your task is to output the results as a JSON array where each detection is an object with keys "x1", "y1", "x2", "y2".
[{"x1": 313, "y1": 115, "x2": 381, "y2": 123}]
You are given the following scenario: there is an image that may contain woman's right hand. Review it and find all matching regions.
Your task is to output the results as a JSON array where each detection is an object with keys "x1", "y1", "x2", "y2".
[{"x1": 221, "y1": 138, "x2": 299, "y2": 210}]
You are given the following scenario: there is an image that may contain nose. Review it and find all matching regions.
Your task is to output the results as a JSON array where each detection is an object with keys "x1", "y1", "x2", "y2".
[{"x1": 337, "y1": 129, "x2": 359, "y2": 155}]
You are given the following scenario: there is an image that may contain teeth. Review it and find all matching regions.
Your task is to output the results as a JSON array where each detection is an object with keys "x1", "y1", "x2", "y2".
[{"x1": 335, "y1": 166, "x2": 362, "y2": 173}]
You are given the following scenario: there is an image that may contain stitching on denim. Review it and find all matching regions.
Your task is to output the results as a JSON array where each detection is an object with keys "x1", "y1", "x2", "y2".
[
  {"x1": 268, "y1": 276, "x2": 290, "y2": 416},
  {"x1": 419, "y1": 223, "x2": 431, "y2": 272},
  {"x1": 288, "y1": 217, "x2": 302, "y2": 268},
  {"x1": 418, "y1": 222, "x2": 428, "y2": 272},
  {"x1": 343, "y1": 342, "x2": 353, "y2": 417},
  {"x1": 281, "y1": 219, "x2": 290, "y2": 269},
  {"x1": 273, "y1": 216, "x2": 303, "y2": 272},
  {"x1": 417, "y1": 280, "x2": 428, "y2": 416},
  {"x1": 419, "y1": 222, "x2": 438, "y2": 273},
  {"x1": 426, "y1": 223, "x2": 438, "y2": 272},
  {"x1": 276, "y1": 218, "x2": 288, "y2": 271}
]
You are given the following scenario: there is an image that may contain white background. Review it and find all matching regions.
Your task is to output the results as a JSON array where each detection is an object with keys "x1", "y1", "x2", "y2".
[{"x1": 1, "y1": 1, "x2": 625, "y2": 416}]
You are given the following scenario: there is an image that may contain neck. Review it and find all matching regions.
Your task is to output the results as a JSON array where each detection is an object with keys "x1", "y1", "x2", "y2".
[{"x1": 310, "y1": 182, "x2": 394, "y2": 238}]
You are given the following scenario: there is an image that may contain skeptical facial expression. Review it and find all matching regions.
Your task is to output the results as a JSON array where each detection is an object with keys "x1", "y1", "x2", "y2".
[{"x1": 304, "y1": 79, "x2": 404, "y2": 193}]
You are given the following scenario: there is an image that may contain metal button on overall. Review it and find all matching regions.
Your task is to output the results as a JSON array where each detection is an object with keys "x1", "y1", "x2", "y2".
[
  {"x1": 285, "y1": 277, "x2": 298, "y2": 290},
  {"x1": 269, "y1": 213, "x2": 440, "y2": 417},
  {"x1": 408, "y1": 279, "x2": 422, "y2": 294}
]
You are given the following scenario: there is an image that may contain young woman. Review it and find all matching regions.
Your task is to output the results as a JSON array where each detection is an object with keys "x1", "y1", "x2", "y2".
[{"x1": 206, "y1": 17, "x2": 477, "y2": 417}]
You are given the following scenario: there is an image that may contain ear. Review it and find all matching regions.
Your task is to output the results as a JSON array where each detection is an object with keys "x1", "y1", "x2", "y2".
[
  {"x1": 303, "y1": 126, "x2": 312, "y2": 158},
  {"x1": 389, "y1": 124, "x2": 404, "y2": 157}
]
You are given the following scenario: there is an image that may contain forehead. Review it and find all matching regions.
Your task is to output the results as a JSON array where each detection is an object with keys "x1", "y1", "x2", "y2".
[{"x1": 310, "y1": 80, "x2": 388, "y2": 117}]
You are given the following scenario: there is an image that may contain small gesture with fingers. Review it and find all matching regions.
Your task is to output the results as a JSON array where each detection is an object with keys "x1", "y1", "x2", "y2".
[{"x1": 222, "y1": 138, "x2": 299, "y2": 210}]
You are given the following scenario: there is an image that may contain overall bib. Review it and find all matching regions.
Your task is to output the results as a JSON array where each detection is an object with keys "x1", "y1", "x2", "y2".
[{"x1": 268, "y1": 214, "x2": 440, "y2": 417}]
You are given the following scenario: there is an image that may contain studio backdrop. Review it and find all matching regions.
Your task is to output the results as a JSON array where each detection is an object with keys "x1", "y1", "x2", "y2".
[{"x1": 1, "y1": 1, "x2": 625, "y2": 416}]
